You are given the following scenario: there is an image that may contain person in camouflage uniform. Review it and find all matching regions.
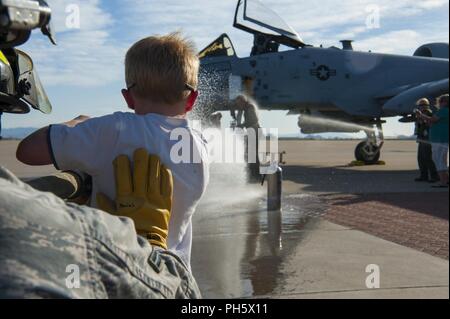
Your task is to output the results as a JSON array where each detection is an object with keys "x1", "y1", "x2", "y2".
[{"x1": 0, "y1": 160, "x2": 201, "y2": 299}]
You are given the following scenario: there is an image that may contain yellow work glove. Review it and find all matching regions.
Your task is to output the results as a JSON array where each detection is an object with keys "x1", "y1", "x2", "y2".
[{"x1": 97, "y1": 149, "x2": 173, "y2": 249}]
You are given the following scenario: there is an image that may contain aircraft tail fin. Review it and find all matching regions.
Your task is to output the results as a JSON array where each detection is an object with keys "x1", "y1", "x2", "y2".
[{"x1": 199, "y1": 34, "x2": 237, "y2": 59}]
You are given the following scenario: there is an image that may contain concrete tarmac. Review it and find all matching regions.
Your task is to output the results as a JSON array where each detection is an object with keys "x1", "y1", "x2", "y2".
[{"x1": 1, "y1": 139, "x2": 448, "y2": 299}]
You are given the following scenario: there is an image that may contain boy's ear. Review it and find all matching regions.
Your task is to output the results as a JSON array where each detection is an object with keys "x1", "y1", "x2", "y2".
[
  {"x1": 122, "y1": 89, "x2": 135, "y2": 110},
  {"x1": 185, "y1": 91, "x2": 199, "y2": 113}
]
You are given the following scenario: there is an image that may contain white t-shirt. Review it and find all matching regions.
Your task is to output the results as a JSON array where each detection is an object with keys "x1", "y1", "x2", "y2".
[{"x1": 49, "y1": 112, "x2": 209, "y2": 266}]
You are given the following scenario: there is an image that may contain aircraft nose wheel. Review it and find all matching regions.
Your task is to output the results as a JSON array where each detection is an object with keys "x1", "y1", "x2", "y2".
[{"x1": 355, "y1": 141, "x2": 381, "y2": 164}]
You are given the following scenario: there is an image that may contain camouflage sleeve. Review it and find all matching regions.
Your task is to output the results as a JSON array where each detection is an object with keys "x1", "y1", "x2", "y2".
[{"x1": 0, "y1": 166, "x2": 201, "y2": 299}]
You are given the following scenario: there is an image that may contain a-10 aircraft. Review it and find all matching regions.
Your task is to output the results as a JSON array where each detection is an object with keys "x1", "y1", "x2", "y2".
[{"x1": 198, "y1": 0, "x2": 449, "y2": 164}]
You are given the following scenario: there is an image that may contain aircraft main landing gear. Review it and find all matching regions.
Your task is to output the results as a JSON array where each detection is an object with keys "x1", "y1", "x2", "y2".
[{"x1": 354, "y1": 122, "x2": 385, "y2": 165}]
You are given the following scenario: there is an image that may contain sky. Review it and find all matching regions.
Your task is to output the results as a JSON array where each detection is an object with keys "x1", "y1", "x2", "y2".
[{"x1": 3, "y1": 0, "x2": 449, "y2": 137}]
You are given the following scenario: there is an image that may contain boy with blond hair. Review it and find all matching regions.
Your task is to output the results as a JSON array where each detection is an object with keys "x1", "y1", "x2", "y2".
[{"x1": 17, "y1": 33, "x2": 209, "y2": 266}]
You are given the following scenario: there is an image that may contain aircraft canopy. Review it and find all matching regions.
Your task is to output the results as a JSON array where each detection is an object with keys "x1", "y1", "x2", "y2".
[{"x1": 234, "y1": 0, "x2": 305, "y2": 48}]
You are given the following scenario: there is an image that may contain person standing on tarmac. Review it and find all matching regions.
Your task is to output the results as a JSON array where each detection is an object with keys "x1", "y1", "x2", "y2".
[
  {"x1": 414, "y1": 98, "x2": 439, "y2": 183},
  {"x1": 417, "y1": 94, "x2": 450, "y2": 189},
  {"x1": 232, "y1": 95, "x2": 262, "y2": 182},
  {"x1": 233, "y1": 95, "x2": 261, "y2": 131}
]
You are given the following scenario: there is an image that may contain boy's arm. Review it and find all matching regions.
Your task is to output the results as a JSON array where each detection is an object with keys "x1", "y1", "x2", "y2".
[
  {"x1": 17, "y1": 126, "x2": 52, "y2": 166},
  {"x1": 17, "y1": 116, "x2": 90, "y2": 166}
]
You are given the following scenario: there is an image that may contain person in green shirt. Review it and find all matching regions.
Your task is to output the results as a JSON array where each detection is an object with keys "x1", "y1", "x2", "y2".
[{"x1": 416, "y1": 94, "x2": 449, "y2": 188}]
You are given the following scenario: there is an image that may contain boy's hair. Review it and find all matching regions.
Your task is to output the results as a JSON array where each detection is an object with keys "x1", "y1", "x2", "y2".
[{"x1": 125, "y1": 32, "x2": 199, "y2": 105}]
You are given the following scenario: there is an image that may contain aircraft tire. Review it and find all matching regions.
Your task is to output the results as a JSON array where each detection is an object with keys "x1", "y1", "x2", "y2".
[{"x1": 355, "y1": 141, "x2": 381, "y2": 165}]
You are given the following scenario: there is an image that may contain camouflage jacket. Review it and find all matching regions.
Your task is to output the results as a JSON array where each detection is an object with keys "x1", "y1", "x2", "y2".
[{"x1": 0, "y1": 167, "x2": 201, "y2": 299}]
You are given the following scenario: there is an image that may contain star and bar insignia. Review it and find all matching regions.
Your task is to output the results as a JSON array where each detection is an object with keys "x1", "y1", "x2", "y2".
[{"x1": 310, "y1": 65, "x2": 337, "y2": 81}]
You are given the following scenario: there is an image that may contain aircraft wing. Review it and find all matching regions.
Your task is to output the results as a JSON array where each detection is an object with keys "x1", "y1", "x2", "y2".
[{"x1": 382, "y1": 78, "x2": 449, "y2": 115}]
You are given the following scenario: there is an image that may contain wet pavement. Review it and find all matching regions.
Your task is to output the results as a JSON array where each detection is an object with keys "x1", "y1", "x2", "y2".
[
  {"x1": 325, "y1": 192, "x2": 449, "y2": 260},
  {"x1": 192, "y1": 190, "x2": 326, "y2": 298},
  {"x1": 192, "y1": 190, "x2": 448, "y2": 298},
  {"x1": 1, "y1": 139, "x2": 449, "y2": 298},
  {"x1": 190, "y1": 140, "x2": 449, "y2": 299}
]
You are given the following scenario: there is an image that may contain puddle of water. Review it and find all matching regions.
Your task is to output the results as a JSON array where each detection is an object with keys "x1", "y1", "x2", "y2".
[{"x1": 192, "y1": 192, "x2": 328, "y2": 298}]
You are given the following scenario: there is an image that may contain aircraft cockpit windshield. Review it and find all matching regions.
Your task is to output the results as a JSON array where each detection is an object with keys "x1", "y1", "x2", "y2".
[{"x1": 234, "y1": 0, "x2": 305, "y2": 48}]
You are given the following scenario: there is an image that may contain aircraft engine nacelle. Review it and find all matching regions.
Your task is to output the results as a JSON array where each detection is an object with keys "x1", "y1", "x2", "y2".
[
  {"x1": 414, "y1": 43, "x2": 449, "y2": 59},
  {"x1": 383, "y1": 78, "x2": 449, "y2": 114}
]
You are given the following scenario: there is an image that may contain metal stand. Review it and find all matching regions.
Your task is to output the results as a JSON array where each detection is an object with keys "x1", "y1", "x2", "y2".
[{"x1": 267, "y1": 166, "x2": 283, "y2": 211}]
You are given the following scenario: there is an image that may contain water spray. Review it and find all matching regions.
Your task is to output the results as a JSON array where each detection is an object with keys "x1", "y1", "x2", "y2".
[
  {"x1": 196, "y1": 70, "x2": 285, "y2": 212},
  {"x1": 299, "y1": 114, "x2": 375, "y2": 134}
]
